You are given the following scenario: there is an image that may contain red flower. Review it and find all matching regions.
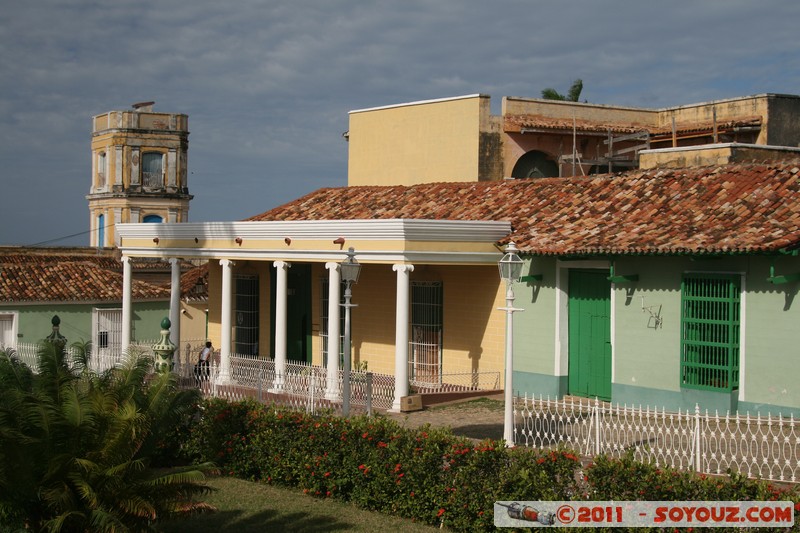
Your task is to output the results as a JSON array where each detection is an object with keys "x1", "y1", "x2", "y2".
[
  {"x1": 377, "y1": 441, "x2": 388, "y2": 448},
  {"x1": 324, "y1": 472, "x2": 331, "y2": 477},
  {"x1": 437, "y1": 508, "x2": 446, "y2": 517},
  {"x1": 410, "y1": 491, "x2": 415, "y2": 497},
  {"x1": 358, "y1": 464, "x2": 365, "y2": 470}
]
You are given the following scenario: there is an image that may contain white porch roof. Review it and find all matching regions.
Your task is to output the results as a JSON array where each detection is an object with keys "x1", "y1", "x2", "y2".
[{"x1": 116, "y1": 218, "x2": 512, "y2": 264}]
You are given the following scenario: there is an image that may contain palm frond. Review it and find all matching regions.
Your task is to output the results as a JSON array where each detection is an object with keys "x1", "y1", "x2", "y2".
[
  {"x1": 541, "y1": 87, "x2": 565, "y2": 100},
  {"x1": 567, "y1": 78, "x2": 583, "y2": 102}
]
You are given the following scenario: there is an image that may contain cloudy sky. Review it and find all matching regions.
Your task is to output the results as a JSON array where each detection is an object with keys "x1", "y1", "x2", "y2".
[{"x1": 1, "y1": 1, "x2": 798, "y2": 246}]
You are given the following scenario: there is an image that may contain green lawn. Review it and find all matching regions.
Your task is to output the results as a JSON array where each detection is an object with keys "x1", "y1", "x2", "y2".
[{"x1": 158, "y1": 476, "x2": 442, "y2": 532}]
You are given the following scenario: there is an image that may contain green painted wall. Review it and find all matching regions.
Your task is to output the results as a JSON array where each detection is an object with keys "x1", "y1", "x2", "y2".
[
  {"x1": 513, "y1": 257, "x2": 558, "y2": 377},
  {"x1": 740, "y1": 255, "x2": 800, "y2": 410},
  {"x1": 512, "y1": 254, "x2": 800, "y2": 415},
  {"x1": 0, "y1": 301, "x2": 170, "y2": 345}
]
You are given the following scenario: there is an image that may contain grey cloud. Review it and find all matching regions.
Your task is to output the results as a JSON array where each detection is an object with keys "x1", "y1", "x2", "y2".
[{"x1": 1, "y1": 0, "x2": 799, "y2": 245}]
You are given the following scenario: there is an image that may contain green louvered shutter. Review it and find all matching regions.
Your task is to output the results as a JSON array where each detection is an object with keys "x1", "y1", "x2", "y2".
[{"x1": 680, "y1": 274, "x2": 740, "y2": 391}]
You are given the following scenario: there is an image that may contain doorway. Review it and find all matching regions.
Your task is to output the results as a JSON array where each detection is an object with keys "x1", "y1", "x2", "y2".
[{"x1": 567, "y1": 269, "x2": 612, "y2": 400}]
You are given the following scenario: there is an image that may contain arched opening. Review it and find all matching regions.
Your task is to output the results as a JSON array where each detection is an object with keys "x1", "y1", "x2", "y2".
[
  {"x1": 143, "y1": 215, "x2": 163, "y2": 223},
  {"x1": 511, "y1": 150, "x2": 559, "y2": 178},
  {"x1": 97, "y1": 214, "x2": 105, "y2": 248},
  {"x1": 97, "y1": 152, "x2": 107, "y2": 188}
]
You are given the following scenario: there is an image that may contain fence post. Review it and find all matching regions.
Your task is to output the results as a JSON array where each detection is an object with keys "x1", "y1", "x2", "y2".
[
  {"x1": 594, "y1": 397, "x2": 601, "y2": 456},
  {"x1": 309, "y1": 370, "x2": 316, "y2": 414},
  {"x1": 366, "y1": 372, "x2": 373, "y2": 417},
  {"x1": 258, "y1": 361, "x2": 263, "y2": 402},
  {"x1": 693, "y1": 403, "x2": 701, "y2": 472},
  {"x1": 212, "y1": 361, "x2": 218, "y2": 398}
]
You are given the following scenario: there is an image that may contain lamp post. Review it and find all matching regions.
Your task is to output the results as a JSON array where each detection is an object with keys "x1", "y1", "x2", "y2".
[
  {"x1": 340, "y1": 247, "x2": 361, "y2": 416},
  {"x1": 498, "y1": 242, "x2": 524, "y2": 447}
]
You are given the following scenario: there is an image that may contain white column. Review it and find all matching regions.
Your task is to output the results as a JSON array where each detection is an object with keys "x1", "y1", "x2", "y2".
[
  {"x1": 121, "y1": 256, "x2": 132, "y2": 352},
  {"x1": 218, "y1": 259, "x2": 233, "y2": 383},
  {"x1": 273, "y1": 260, "x2": 291, "y2": 390},
  {"x1": 391, "y1": 263, "x2": 414, "y2": 411},
  {"x1": 169, "y1": 258, "x2": 181, "y2": 349},
  {"x1": 325, "y1": 262, "x2": 341, "y2": 400}
]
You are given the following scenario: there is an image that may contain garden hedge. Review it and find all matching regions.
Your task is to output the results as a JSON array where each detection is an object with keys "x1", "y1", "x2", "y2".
[{"x1": 176, "y1": 398, "x2": 800, "y2": 532}]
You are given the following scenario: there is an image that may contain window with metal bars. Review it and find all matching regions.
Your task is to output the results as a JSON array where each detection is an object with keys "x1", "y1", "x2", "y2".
[
  {"x1": 409, "y1": 281, "x2": 443, "y2": 385},
  {"x1": 680, "y1": 273, "x2": 740, "y2": 391},
  {"x1": 234, "y1": 275, "x2": 259, "y2": 356},
  {"x1": 92, "y1": 308, "x2": 121, "y2": 357}
]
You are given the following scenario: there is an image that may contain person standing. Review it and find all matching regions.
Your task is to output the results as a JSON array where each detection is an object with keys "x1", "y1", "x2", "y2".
[{"x1": 196, "y1": 341, "x2": 213, "y2": 384}]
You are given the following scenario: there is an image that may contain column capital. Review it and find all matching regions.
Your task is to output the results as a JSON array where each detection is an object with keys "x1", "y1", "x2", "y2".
[
  {"x1": 392, "y1": 263, "x2": 415, "y2": 274},
  {"x1": 325, "y1": 262, "x2": 340, "y2": 272},
  {"x1": 274, "y1": 260, "x2": 292, "y2": 270},
  {"x1": 220, "y1": 258, "x2": 234, "y2": 268},
  {"x1": 121, "y1": 255, "x2": 131, "y2": 265},
  {"x1": 169, "y1": 257, "x2": 180, "y2": 266}
]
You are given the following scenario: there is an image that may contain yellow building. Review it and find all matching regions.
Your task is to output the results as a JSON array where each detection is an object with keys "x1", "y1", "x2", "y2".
[
  {"x1": 87, "y1": 101, "x2": 192, "y2": 248},
  {"x1": 114, "y1": 92, "x2": 800, "y2": 418},
  {"x1": 346, "y1": 93, "x2": 800, "y2": 185}
]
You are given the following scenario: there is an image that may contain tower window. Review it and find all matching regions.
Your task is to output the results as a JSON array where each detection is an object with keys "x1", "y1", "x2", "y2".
[
  {"x1": 97, "y1": 214, "x2": 105, "y2": 247},
  {"x1": 142, "y1": 152, "x2": 164, "y2": 188},
  {"x1": 143, "y1": 215, "x2": 163, "y2": 223},
  {"x1": 97, "y1": 152, "x2": 107, "y2": 188}
]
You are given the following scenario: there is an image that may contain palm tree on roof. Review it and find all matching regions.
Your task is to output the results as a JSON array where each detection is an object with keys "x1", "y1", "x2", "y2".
[{"x1": 541, "y1": 79, "x2": 584, "y2": 102}]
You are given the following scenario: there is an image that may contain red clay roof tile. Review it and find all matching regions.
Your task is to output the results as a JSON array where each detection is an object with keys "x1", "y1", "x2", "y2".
[
  {"x1": 250, "y1": 161, "x2": 800, "y2": 256},
  {"x1": 0, "y1": 252, "x2": 170, "y2": 302}
]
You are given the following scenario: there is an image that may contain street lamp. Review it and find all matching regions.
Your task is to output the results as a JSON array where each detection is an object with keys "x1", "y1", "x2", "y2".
[
  {"x1": 340, "y1": 247, "x2": 361, "y2": 416},
  {"x1": 498, "y1": 242, "x2": 524, "y2": 446}
]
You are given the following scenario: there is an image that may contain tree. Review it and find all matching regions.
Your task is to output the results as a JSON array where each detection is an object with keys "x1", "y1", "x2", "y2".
[
  {"x1": 0, "y1": 342, "x2": 215, "y2": 532},
  {"x1": 541, "y1": 79, "x2": 584, "y2": 102}
]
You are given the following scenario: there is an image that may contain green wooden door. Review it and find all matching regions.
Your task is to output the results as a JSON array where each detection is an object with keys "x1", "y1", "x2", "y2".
[{"x1": 568, "y1": 269, "x2": 612, "y2": 400}]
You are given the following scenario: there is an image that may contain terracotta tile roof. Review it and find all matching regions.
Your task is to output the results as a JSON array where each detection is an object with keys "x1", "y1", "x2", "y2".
[
  {"x1": 504, "y1": 115, "x2": 762, "y2": 139},
  {"x1": 0, "y1": 253, "x2": 170, "y2": 302},
  {"x1": 251, "y1": 161, "x2": 800, "y2": 256},
  {"x1": 180, "y1": 263, "x2": 208, "y2": 302},
  {"x1": 504, "y1": 114, "x2": 646, "y2": 134},
  {"x1": 649, "y1": 116, "x2": 762, "y2": 138}
]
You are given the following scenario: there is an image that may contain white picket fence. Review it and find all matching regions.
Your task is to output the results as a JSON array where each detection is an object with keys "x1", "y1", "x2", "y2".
[
  {"x1": 515, "y1": 394, "x2": 800, "y2": 484},
  {"x1": 12, "y1": 341, "x2": 140, "y2": 373},
  {"x1": 173, "y1": 353, "x2": 397, "y2": 414}
]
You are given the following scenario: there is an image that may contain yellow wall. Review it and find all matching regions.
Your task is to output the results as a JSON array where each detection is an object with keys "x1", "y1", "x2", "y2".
[
  {"x1": 348, "y1": 95, "x2": 489, "y2": 186},
  {"x1": 345, "y1": 263, "x2": 506, "y2": 384},
  {"x1": 201, "y1": 259, "x2": 507, "y2": 384}
]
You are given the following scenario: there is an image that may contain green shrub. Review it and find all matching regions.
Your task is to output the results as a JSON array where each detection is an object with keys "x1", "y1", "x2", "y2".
[
  {"x1": 0, "y1": 342, "x2": 214, "y2": 532},
  {"x1": 181, "y1": 399, "x2": 800, "y2": 533}
]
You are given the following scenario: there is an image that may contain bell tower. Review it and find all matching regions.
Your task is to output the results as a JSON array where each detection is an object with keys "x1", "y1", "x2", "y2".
[{"x1": 87, "y1": 101, "x2": 192, "y2": 247}]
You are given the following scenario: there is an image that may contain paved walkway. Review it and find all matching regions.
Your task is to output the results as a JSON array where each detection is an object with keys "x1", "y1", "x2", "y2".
[{"x1": 383, "y1": 394, "x2": 506, "y2": 441}]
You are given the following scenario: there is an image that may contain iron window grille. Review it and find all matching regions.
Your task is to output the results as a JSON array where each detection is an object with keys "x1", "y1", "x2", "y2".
[{"x1": 680, "y1": 273, "x2": 740, "y2": 392}]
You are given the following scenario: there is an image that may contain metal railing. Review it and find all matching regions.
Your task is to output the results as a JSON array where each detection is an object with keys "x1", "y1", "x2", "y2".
[
  {"x1": 515, "y1": 394, "x2": 800, "y2": 484},
  {"x1": 411, "y1": 371, "x2": 501, "y2": 394},
  {"x1": 173, "y1": 353, "x2": 398, "y2": 414}
]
